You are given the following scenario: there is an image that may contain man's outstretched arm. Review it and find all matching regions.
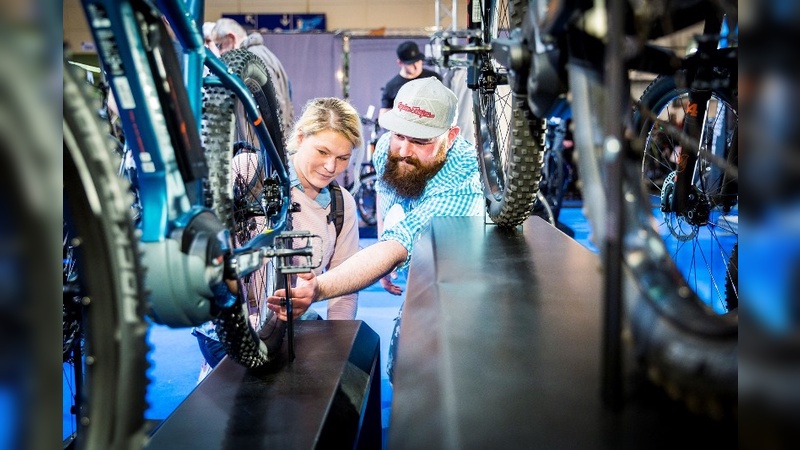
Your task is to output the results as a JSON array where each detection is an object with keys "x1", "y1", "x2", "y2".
[{"x1": 267, "y1": 239, "x2": 408, "y2": 319}]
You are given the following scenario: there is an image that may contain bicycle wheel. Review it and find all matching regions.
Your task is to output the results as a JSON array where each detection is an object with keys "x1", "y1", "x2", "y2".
[
  {"x1": 634, "y1": 74, "x2": 739, "y2": 313},
  {"x1": 473, "y1": 0, "x2": 544, "y2": 228},
  {"x1": 64, "y1": 56, "x2": 150, "y2": 449},
  {"x1": 626, "y1": 71, "x2": 738, "y2": 416},
  {"x1": 354, "y1": 171, "x2": 378, "y2": 227},
  {"x1": 202, "y1": 48, "x2": 288, "y2": 368},
  {"x1": 568, "y1": 54, "x2": 737, "y2": 419}
]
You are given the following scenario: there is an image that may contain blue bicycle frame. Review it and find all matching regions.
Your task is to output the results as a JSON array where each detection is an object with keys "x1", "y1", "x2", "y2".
[{"x1": 80, "y1": 0, "x2": 292, "y2": 325}]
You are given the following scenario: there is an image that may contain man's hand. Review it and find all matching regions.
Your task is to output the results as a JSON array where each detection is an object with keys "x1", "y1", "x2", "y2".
[
  {"x1": 379, "y1": 273, "x2": 403, "y2": 295},
  {"x1": 267, "y1": 271, "x2": 319, "y2": 320}
]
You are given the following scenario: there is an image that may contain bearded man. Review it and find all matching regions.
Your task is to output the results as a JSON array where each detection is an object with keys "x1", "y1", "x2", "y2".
[{"x1": 268, "y1": 77, "x2": 483, "y2": 382}]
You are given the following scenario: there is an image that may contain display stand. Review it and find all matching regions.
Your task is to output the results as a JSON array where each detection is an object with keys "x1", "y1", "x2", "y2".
[
  {"x1": 147, "y1": 320, "x2": 381, "y2": 449},
  {"x1": 388, "y1": 215, "x2": 735, "y2": 448}
]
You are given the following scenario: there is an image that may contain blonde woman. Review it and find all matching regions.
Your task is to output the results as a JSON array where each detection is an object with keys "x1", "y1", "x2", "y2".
[
  {"x1": 282, "y1": 97, "x2": 362, "y2": 319},
  {"x1": 193, "y1": 97, "x2": 363, "y2": 379}
]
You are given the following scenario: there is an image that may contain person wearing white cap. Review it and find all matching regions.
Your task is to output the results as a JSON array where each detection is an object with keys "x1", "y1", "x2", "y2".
[{"x1": 268, "y1": 77, "x2": 483, "y2": 382}]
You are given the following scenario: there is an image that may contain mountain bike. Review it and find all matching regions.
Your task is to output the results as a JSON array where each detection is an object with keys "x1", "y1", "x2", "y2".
[
  {"x1": 432, "y1": 1, "x2": 545, "y2": 227},
  {"x1": 431, "y1": 29, "x2": 574, "y2": 230},
  {"x1": 444, "y1": 0, "x2": 739, "y2": 421},
  {"x1": 64, "y1": 1, "x2": 320, "y2": 448},
  {"x1": 535, "y1": 0, "x2": 738, "y2": 418}
]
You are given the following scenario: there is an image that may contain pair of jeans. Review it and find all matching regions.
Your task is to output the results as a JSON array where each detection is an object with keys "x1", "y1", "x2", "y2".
[{"x1": 192, "y1": 331, "x2": 227, "y2": 368}]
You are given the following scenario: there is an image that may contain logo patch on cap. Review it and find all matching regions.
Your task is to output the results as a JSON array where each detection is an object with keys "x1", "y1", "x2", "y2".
[
  {"x1": 378, "y1": 77, "x2": 458, "y2": 139},
  {"x1": 397, "y1": 102, "x2": 435, "y2": 119}
]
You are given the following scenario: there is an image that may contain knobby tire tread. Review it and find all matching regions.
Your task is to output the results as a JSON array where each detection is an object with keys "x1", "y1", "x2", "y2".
[
  {"x1": 474, "y1": 0, "x2": 544, "y2": 228},
  {"x1": 63, "y1": 57, "x2": 150, "y2": 449},
  {"x1": 626, "y1": 72, "x2": 738, "y2": 420},
  {"x1": 202, "y1": 48, "x2": 287, "y2": 369}
]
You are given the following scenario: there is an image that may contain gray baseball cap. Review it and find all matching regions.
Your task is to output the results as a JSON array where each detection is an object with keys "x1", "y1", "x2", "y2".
[{"x1": 379, "y1": 77, "x2": 458, "y2": 139}]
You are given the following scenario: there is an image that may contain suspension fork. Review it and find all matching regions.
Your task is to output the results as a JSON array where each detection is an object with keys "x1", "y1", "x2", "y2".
[
  {"x1": 671, "y1": 13, "x2": 727, "y2": 215},
  {"x1": 671, "y1": 87, "x2": 710, "y2": 215},
  {"x1": 671, "y1": 35, "x2": 723, "y2": 216}
]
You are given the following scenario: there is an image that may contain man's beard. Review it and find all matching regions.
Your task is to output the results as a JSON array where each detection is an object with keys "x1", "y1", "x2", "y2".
[{"x1": 381, "y1": 140, "x2": 447, "y2": 199}]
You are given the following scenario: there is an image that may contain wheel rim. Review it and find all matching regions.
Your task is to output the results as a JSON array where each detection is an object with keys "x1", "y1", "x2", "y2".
[{"x1": 641, "y1": 89, "x2": 738, "y2": 314}]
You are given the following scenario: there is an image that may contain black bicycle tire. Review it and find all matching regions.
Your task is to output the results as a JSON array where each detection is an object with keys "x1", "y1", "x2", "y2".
[
  {"x1": 202, "y1": 48, "x2": 287, "y2": 368},
  {"x1": 622, "y1": 164, "x2": 737, "y2": 420},
  {"x1": 623, "y1": 72, "x2": 738, "y2": 419},
  {"x1": 63, "y1": 57, "x2": 150, "y2": 449},
  {"x1": 354, "y1": 171, "x2": 378, "y2": 227},
  {"x1": 224, "y1": 47, "x2": 289, "y2": 343},
  {"x1": 473, "y1": 0, "x2": 544, "y2": 228}
]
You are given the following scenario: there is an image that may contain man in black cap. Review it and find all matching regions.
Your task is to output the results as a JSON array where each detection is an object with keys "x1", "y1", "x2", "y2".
[{"x1": 379, "y1": 40, "x2": 442, "y2": 118}]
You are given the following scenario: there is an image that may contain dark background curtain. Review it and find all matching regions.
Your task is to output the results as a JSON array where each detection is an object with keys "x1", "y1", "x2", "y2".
[{"x1": 262, "y1": 34, "x2": 433, "y2": 121}]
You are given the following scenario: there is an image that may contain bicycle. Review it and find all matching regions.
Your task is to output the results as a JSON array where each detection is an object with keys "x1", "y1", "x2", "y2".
[
  {"x1": 437, "y1": 0, "x2": 739, "y2": 421},
  {"x1": 530, "y1": 97, "x2": 576, "y2": 229},
  {"x1": 430, "y1": 30, "x2": 573, "y2": 231},
  {"x1": 348, "y1": 105, "x2": 380, "y2": 228},
  {"x1": 534, "y1": 0, "x2": 738, "y2": 417},
  {"x1": 633, "y1": 23, "x2": 739, "y2": 315},
  {"x1": 431, "y1": 5, "x2": 546, "y2": 228},
  {"x1": 64, "y1": 1, "x2": 320, "y2": 447}
]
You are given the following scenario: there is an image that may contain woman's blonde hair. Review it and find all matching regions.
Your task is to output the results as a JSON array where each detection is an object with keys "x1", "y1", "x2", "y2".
[{"x1": 286, "y1": 98, "x2": 362, "y2": 155}]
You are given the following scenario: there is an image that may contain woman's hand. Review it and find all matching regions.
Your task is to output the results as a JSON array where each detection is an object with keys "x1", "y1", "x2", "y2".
[{"x1": 267, "y1": 271, "x2": 319, "y2": 320}]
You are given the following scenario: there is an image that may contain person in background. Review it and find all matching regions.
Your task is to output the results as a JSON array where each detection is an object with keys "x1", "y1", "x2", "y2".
[
  {"x1": 202, "y1": 21, "x2": 220, "y2": 57},
  {"x1": 243, "y1": 32, "x2": 294, "y2": 134},
  {"x1": 268, "y1": 78, "x2": 483, "y2": 383},
  {"x1": 211, "y1": 17, "x2": 248, "y2": 54},
  {"x1": 192, "y1": 97, "x2": 362, "y2": 380},
  {"x1": 379, "y1": 40, "x2": 442, "y2": 118},
  {"x1": 212, "y1": 18, "x2": 295, "y2": 134}
]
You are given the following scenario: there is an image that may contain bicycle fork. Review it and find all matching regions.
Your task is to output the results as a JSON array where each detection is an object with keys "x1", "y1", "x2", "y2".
[{"x1": 667, "y1": 19, "x2": 738, "y2": 222}]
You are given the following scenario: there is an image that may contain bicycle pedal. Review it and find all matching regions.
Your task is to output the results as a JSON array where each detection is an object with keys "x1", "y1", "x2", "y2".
[{"x1": 272, "y1": 231, "x2": 323, "y2": 273}]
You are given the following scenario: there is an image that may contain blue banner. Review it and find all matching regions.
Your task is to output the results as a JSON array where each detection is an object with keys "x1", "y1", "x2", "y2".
[{"x1": 222, "y1": 13, "x2": 326, "y2": 32}]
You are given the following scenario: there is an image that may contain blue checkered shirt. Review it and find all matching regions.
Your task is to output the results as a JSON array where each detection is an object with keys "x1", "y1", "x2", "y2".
[{"x1": 374, "y1": 132, "x2": 484, "y2": 271}]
